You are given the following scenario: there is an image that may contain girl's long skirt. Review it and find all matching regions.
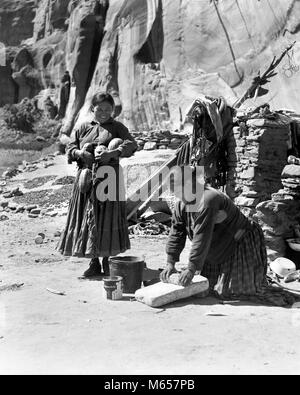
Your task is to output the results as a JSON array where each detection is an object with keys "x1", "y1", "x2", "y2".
[
  {"x1": 57, "y1": 166, "x2": 130, "y2": 258},
  {"x1": 201, "y1": 221, "x2": 295, "y2": 306}
]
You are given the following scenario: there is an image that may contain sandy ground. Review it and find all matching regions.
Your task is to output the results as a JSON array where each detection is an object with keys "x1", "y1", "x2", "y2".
[{"x1": 1, "y1": 152, "x2": 300, "y2": 375}]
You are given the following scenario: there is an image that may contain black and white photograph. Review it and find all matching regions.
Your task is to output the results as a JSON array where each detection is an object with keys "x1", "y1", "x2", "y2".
[{"x1": 0, "y1": 0, "x2": 300, "y2": 377}]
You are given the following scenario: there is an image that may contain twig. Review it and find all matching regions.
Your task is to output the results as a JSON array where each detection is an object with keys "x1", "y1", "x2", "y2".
[
  {"x1": 234, "y1": 41, "x2": 296, "y2": 108},
  {"x1": 46, "y1": 288, "x2": 66, "y2": 296}
]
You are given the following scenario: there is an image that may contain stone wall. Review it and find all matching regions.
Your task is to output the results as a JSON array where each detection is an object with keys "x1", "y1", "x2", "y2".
[
  {"x1": 131, "y1": 129, "x2": 187, "y2": 151},
  {"x1": 233, "y1": 115, "x2": 291, "y2": 212},
  {"x1": 253, "y1": 163, "x2": 300, "y2": 261},
  {"x1": 231, "y1": 112, "x2": 300, "y2": 261}
]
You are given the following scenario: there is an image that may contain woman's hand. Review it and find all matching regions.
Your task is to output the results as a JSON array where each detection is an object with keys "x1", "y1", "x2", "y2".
[
  {"x1": 76, "y1": 150, "x2": 94, "y2": 167},
  {"x1": 178, "y1": 269, "x2": 195, "y2": 286},
  {"x1": 95, "y1": 150, "x2": 119, "y2": 164},
  {"x1": 160, "y1": 263, "x2": 177, "y2": 283}
]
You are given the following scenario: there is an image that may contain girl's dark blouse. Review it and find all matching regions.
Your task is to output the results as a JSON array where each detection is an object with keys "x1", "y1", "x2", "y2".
[{"x1": 67, "y1": 118, "x2": 137, "y2": 165}]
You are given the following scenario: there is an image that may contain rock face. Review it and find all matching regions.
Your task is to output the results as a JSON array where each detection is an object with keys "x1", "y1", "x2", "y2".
[
  {"x1": 0, "y1": 0, "x2": 36, "y2": 46},
  {"x1": 0, "y1": 48, "x2": 18, "y2": 106},
  {"x1": 1, "y1": 0, "x2": 300, "y2": 132}
]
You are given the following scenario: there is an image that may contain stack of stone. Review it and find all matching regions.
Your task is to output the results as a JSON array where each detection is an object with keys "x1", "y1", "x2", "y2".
[
  {"x1": 254, "y1": 163, "x2": 300, "y2": 261},
  {"x1": 131, "y1": 129, "x2": 188, "y2": 151},
  {"x1": 233, "y1": 114, "x2": 291, "y2": 218},
  {"x1": 278, "y1": 164, "x2": 300, "y2": 200},
  {"x1": 231, "y1": 111, "x2": 298, "y2": 261},
  {"x1": 254, "y1": 199, "x2": 300, "y2": 260}
]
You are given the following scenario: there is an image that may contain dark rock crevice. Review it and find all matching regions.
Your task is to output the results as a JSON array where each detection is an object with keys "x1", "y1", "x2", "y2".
[
  {"x1": 135, "y1": 0, "x2": 164, "y2": 64},
  {"x1": 106, "y1": 35, "x2": 122, "y2": 117},
  {"x1": 12, "y1": 47, "x2": 42, "y2": 102},
  {"x1": 50, "y1": 0, "x2": 70, "y2": 30},
  {"x1": 85, "y1": 0, "x2": 109, "y2": 93},
  {"x1": 63, "y1": 0, "x2": 110, "y2": 134},
  {"x1": 42, "y1": 51, "x2": 53, "y2": 68}
]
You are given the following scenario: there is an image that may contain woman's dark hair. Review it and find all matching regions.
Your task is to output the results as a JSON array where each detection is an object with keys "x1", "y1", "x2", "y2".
[{"x1": 91, "y1": 92, "x2": 115, "y2": 109}]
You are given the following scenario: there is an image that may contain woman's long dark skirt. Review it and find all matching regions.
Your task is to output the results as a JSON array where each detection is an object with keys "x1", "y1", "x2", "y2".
[
  {"x1": 201, "y1": 221, "x2": 295, "y2": 306},
  {"x1": 57, "y1": 167, "x2": 130, "y2": 258}
]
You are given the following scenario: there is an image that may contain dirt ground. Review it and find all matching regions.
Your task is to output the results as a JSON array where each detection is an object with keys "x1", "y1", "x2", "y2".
[{"x1": 1, "y1": 153, "x2": 300, "y2": 375}]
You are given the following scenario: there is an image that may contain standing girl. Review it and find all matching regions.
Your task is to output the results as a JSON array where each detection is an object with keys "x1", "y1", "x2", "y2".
[{"x1": 58, "y1": 93, "x2": 137, "y2": 277}]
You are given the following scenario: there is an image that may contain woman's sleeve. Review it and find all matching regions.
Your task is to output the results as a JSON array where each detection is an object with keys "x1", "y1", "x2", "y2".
[
  {"x1": 187, "y1": 208, "x2": 216, "y2": 272},
  {"x1": 116, "y1": 123, "x2": 138, "y2": 158},
  {"x1": 67, "y1": 123, "x2": 86, "y2": 162},
  {"x1": 165, "y1": 203, "x2": 187, "y2": 264}
]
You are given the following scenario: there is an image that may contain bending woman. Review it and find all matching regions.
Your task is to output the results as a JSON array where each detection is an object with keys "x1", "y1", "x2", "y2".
[
  {"x1": 57, "y1": 93, "x2": 137, "y2": 277},
  {"x1": 161, "y1": 166, "x2": 294, "y2": 306}
]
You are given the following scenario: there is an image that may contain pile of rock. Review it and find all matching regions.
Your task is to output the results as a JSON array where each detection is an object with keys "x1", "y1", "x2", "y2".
[
  {"x1": 0, "y1": 153, "x2": 59, "y2": 183},
  {"x1": 233, "y1": 113, "x2": 291, "y2": 217},
  {"x1": 19, "y1": 155, "x2": 56, "y2": 173},
  {"x1": 2, "y1": 168, "x2": 21, "y2": 179},
  {"x1": 1, "y1": 186, "x2": 23, "y2": 199},
  {"x1": 254, "y1": 162, "x2": 300, "y2": 261},
  {"x1": 131, "y1": 130, "x2": 188, "y2": 151},
  {"x1": 0, "y1": 200, "x2": 43, "y2": 217},
  {"x1": 231, "y1": 111, "x2": 300, "y2": 260},
  {"x1": 278, "y1": 164, "x2": 300, "y2": 200}
]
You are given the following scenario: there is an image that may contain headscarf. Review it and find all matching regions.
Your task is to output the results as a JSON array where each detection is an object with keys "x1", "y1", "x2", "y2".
[{"x1": 185, "y1": 95, "x2": 223, "y2": 142}]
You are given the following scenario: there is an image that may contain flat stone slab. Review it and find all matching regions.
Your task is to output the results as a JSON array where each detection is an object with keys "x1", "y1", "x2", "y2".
[{"x1": 135, "y1": 274, "x2": 209, "y2": 308}]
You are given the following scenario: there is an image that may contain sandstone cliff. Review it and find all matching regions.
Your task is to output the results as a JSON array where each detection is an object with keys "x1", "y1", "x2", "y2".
[{"x1": 0, "y1": 0, "x2": 300, "y2": 133}]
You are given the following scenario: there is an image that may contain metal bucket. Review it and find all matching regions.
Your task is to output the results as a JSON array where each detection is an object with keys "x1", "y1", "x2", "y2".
[{"x1": 109, "y1": 256, "x2": 145, "y2": 293}]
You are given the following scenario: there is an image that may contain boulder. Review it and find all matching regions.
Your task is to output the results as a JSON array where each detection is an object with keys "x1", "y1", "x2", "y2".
[
  {"x1": 28, "y1": 213, "x2": 39, "y2": 219},
  {"x1": 30, "y1": 208, "x2": 41, "y2": 215},
  {"x1": 36, "y1": 136, "x2": 47, "y2": 142},
  {"x1": 3, "y1": 192, "x2": 13, "y2": 199},
  {"x1": 282, "y1": 165, "x2": 300, "y2": 179},
  {"x1": 25, "y1": 204, "x2": 38, "y2": 212},
  {"x1": 8, "y1": 202, "x2": 17, "y2": 210},
  {"x1": 235, "y1": 196, "x2": 259, "y2": 207},
  {"x1": 16, "y1": 205, "x2": 25, "y2": 213},
  {"x1": 2, "y1": 168, "x2": 18, "y2": 179},
  {"x1": 144, "y1": 142, "x2": 157, "y2": 151}
]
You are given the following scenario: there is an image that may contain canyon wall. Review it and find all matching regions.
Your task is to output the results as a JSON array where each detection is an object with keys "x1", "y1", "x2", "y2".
[{"x1": 0, "y1": 0, "x2": 300, "y2": 133}]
